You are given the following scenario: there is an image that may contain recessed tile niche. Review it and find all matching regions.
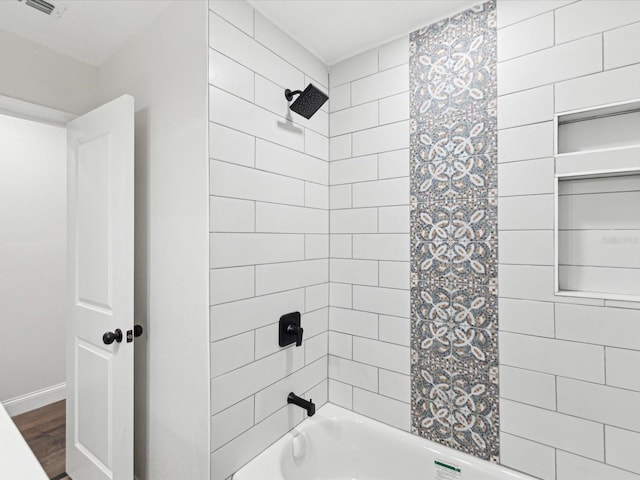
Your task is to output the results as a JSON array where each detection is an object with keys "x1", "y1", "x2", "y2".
[{"x1": 555, "y1": 99, "x2": 640, "y2": 300}]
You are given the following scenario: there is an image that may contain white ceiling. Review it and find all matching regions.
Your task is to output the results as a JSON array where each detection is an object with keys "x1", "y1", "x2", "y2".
[
  {"x1": 0, "y1": 0, "x2": 172, "y2": 67},
  {"x1": 247, "y1": 0, "x2": 481, "y2": 65}
]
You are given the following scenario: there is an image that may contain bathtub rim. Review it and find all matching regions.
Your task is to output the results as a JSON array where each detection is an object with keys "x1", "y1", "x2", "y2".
[{"x1": 232, "y1": 402, "x2": 535, "y2": 480}]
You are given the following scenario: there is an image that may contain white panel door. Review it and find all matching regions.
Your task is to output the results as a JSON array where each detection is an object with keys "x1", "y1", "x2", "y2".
[{"x1": 66, "y1": 95, "x2": 134, "y2": 480}]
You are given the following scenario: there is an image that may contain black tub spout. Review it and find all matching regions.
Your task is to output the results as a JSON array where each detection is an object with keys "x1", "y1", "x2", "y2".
[{"x1": 287, "y1": 392, "x2": 315, "y2": 417}]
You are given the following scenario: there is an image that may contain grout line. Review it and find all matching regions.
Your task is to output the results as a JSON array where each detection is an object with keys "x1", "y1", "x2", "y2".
[
  {"x1": 253, "y1": 72, "x2": 256, "y2": 108},
  {"x1": 210, "y1": 157, "x2": 329, "y2": 189},
  {"x1": 498, "y1": 119, "x2": 554, "y2": 132},
  {"x1": 498, "y1": 294, "x2": 606, "y2": 308},
  {"x1": 252, "y1": 135, "x2": 257, "y2": 168},
  {"x1": 502, "y1": 396, "x2": 611, "y2": 427},
  {"x1": 331, "y1": 112, "x2": 407, "y2": 137},
  {"x1": 601, "y1": 33, "x2": 605, "y2": 72},
  {"x1": 253, "y1": 201, "x2": 257, "y2": 232},
  {"x1": 603, "y1": 423, "x2": 607, "y2": 464},
  {"x1": 350, "y1": 234, "x2": 354, "y2": 259},
  {"x1": 495, "y1": 156, "x2": 555, "y2": 166},
  {"x1": 350, "y1": 132, "x2": 354, "y2": 158},
  {"x1": 553, "y1": 8, "x2": 556, "y2": 47},
  {"x1": 497, "y1": 3, "x2": 570, "y2": 31},
  {"x1": 350, "y1": 379, "x2": 354, "y2": 409},
  {"x1": 500, "y1": 330, "x2": 640, "y2": 355},
  {"x1": 553, "y1": 17, "x2": 640, "y2": 49},
  {"x1": 210, "y1": 195, "x2": 331, "y2": 215},
  {"x1": 338, "y1": 382, "x2": 410, "y2": 407},
  {"x1": 210, "y1": 283, "x2": 312, "y2": 308},
  {"x1": 498, "y1": 32, "x2": 602, "y2": 66},
  {"x1": 253, "y1": 265, "x2": 257, "y2": 297},
  {"x1": 329, "y1": 59, "x2": 409, "y2": 90},
  {"x1": 501, "y1": 362, "x2": 640, "y2": 395},
  {"x1": 331, "y1": 88, "x2": 410, "y2": 114},
  {"x1": 253, "y1": 327, "x2": 257, "y2": 361}
]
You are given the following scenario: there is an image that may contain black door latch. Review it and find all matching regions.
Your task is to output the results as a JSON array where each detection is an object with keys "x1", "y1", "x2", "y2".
[{"x1": 126, "y1": 325, "x2": 144, "y2": 343}]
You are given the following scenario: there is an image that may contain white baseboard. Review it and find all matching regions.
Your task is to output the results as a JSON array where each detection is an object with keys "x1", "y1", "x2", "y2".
[{"x1": 2, "y1": 383, "x2": 66, "y2": 417}]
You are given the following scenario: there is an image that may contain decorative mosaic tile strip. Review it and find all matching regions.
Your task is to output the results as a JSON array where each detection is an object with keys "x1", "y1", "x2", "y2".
[
  {"x1": 410, "y1": 0, "x2": 498, "y2": 462},
  {"x1": 410, "y1": 110, "x2": 497, "y2": 201},
  {"x1": 411, "y1": 279, "x2": 498, "y2": 331},
  {"x1": 411, "y1": 358, "x2": 499, "y2": 461},
  {"x1": 410, "y1": 198, "x2": 498, "y2": 285}
]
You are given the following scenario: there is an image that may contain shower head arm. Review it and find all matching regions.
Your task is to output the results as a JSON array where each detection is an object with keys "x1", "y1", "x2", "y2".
[{"x1": 284, "y1": 89, "x2": 303, "y2": 101}]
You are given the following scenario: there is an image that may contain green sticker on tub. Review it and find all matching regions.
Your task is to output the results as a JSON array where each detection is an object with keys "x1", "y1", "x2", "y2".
[{"x1": 434, "y1": 460, "x2": 461, "y2": 480}]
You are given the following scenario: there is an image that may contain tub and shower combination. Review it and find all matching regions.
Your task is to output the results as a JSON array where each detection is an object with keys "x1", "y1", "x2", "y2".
[{"x1": 234, "y1": 404, "x2": 533, "y2": 480}]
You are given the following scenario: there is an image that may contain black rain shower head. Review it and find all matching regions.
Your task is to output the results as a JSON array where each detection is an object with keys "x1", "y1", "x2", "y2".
[{"x1": 284, "y1": 84, "x2": 328, "y2": 119}]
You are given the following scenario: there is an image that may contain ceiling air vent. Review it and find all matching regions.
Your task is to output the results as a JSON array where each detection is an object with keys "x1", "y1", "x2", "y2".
[{"x1": 16, "y1": 0, "x2": 67, "y2": 19}]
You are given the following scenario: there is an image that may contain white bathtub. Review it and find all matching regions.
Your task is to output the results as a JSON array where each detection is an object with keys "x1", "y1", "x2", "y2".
[{"x1": 233, "y1": 404, "x2": 533, "y2": 480}]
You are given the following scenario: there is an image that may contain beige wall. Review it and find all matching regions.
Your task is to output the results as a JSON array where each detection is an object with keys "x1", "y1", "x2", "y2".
[
  {"x1": 98, "y1": 2, "x2": 210, "y2": 479},
  {"x1": 0, "y1": 29, "x2": 98, "y2": 115},
  {"x1": 0, "y1": 114, "x2": 66, "y2": 407}
]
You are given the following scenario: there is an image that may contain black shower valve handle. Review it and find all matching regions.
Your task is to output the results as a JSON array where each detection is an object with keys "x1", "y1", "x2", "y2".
[{"x1": 287, "y1": 324, "x2": 304, "y2": 347}]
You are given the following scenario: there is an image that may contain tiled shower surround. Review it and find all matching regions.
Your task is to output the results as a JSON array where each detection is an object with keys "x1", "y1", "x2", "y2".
[
  {"x1": 208, "y1": 1, "x2": 640, "y2": 479},
  {"x1": 208, "y1": 2, "x2": 329, "y2": 477},
  {"x1": 409, "y1": 1, "x2": 499, "y2": 461}
]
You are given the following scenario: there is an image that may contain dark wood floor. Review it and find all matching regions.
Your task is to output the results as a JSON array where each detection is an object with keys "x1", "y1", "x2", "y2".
[{"x1": 12, "y1": 400, "x2": 70, "y2": 480}]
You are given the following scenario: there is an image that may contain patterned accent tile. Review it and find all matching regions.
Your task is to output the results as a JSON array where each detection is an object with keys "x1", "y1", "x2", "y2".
[
  {"x1": 410, "y1": 0, "x2": 497, "y2": 50},
  {"x1": 413, "y1": 319, "x2": 498, "y2": 371},
  {"x1": 410, "y1": 1, "x2": 497, "y2": 123},
  {"x1": 411, "y1": 279, "x2": 498, "y2": 371},
  {"x1": 410, "y1": 199, "x2": 498, "y2": 285},
  {"x1": 410, "y1": 111, "x2": 497, "y2": 201},
  {"x1": 411, "y1": 359, "x2": 499, "y2": 461},
  {"x1": 411, "y1": 65, "x2": 496, "y2": 124},
  {"x1": 411, "y1": 199, "x2": 498, "y2": 245},
  {"x1": 411, "y1": 280, "x2": 498, "y2": 331},
  {"x1": 410, "y1": 0, "x2": 498, "y2": 462},
  {"x1": 411, "y1": 241, "x2": 497, "y2": 286}
]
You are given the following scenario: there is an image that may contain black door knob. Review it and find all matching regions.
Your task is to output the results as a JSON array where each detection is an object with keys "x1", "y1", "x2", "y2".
[
  {"x1": 103, "y1": 329, "x2": 123, "y2": 345},
  {"x1": 134, "y1": 325, "x2": 143, "y2": 337}
]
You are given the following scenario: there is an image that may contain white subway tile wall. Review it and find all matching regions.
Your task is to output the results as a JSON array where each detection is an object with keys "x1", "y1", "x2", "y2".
[
  {"x1": 327, "y1": 36, "x2": 411, "y2": 431},
  {"x1": 208, "y1": 2, "x2": 328, "y2": 478},
  {"x1": 497, "y1": 1, "x2": 640, "y2": 478}
]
